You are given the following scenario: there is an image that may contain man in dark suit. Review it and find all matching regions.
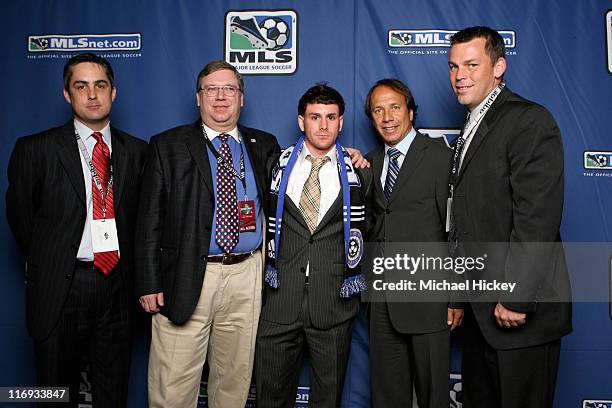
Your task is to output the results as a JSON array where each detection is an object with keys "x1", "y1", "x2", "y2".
[
  {"x1": 6, "y1": 53, "x2": 147, "y2": 407},
  {"x1": 135, "y1": 60, "x2": 281, "y2": 408},
  {"x1": 364, "y1": 79, "x2": 463, "y2": 408},
  {"x1": 255, "y1": 83, "x2": 369, "y2": 408},
  {"x1": 447, "y1": 26, "x2": 572, "y2": 407}
]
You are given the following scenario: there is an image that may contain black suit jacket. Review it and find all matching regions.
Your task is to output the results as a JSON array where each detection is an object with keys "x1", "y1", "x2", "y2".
[
  {"x1": 366, "y1": 132, "x2": 453, "y2": 334},
  {"x1": 134, "y1": 120, "x2": 280, "y2": 324},
  {"x1": 260, "y1": 187, "x2": 363, "y2": 330},
  {"x1": 6, "y1": 121, "x2": 147, "y2": 340},
  {"x1": 451, "y1": 87, "x2": 572, "y2": 349}
]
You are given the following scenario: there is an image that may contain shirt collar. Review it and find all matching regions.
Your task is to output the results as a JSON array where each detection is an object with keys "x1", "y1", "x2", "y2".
[
  {"x1": 384, "y1": 126, "x2": 416, "y2": 157},
  {"x1": 299, "y1": 143, "x2": 337, "y2": 167},
  {"x1": 468, "y1": 85, "x2": 500, "y2": 124},
  {"x1": 203, "y1": 124, "x2": 240, "y2": 143},
  {"x1": 73, "y1": 119, "x2": 112, "y2": 146}
]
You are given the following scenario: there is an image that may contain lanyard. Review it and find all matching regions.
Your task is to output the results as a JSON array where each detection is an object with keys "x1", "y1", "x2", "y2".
[
  {"x1": 449, "y1": 82, "x2": 505, "y2": 197},
  {"x1": 74, "y1": 130, "x2": 114, "y2": 219},
  {"x1": 201, "y1": 124, "x2": 248, "y2": 198}
]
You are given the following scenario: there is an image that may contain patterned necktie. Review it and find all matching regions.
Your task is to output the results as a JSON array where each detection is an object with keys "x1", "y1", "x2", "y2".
[
  {"x1": 215, "y1": 133, "x2": 239, "y2": 253},
  {"x1": 299, "y1": 155, "x2": 330, "y2": 233},
  {"x1": 384, "y1": 148, "x2": 402, "y2": 200},
  {"x1": 91, "y1": 132, "x2": 118, "y2": 274}
]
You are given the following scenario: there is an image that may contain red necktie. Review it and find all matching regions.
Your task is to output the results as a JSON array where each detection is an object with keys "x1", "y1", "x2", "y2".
[{"x1": 92, "y1": 132, "x2": 119, "y2": 274}]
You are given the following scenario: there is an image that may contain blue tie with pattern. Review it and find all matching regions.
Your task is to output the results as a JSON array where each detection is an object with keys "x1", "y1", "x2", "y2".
[
  {"x1": 215, "y1": 133, "x2": 238, "y2": 253},
  {"x1": 384, "y1": 148, "x2": 401, "y2": 201}
]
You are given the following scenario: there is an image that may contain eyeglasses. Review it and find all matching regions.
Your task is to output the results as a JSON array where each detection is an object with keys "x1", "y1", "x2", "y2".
[{"x1": 199, "y1": 85, "x2": 241, "y2": 97}]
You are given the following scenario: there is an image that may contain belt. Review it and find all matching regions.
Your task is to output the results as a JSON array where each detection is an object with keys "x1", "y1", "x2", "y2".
[{"x1": 206, "y1": 251, "x2": 255, "y2": 265}]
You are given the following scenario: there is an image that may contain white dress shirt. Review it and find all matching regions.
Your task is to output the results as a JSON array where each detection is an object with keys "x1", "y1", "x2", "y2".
[
  {"x1": 459, "y1": 86, "x2": 499, "y2": 168},
  {"x1": 286, "y1": 144, "x2": 340, "y2": 277},
  {"x1": 74, "y1": 119, "x2": 113, "y2": 261}
]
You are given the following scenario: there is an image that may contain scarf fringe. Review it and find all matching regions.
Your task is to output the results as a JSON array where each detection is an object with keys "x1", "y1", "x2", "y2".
[
  {"x1": 340, "y1": 274, "x2": 366, "y2": 298},
  {"x1": 264, "y1": 264, "x2": 279, "y2": 289}
]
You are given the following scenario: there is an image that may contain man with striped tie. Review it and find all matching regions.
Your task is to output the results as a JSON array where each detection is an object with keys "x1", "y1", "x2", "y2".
[
  {"x1": 364, "y1": 78, "x2": 463, "y2": 408},
  {"x1": 256, "y1": 83, "x2": 371, "y2": 408}
]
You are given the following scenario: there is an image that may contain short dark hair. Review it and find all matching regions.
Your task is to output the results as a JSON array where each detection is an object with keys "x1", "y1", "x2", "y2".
[
  {"x1": 63, "y1": 53, "x2": 114, "y2": 90},
  {"x1": 364, "y1": 78, "x2": 418, "y2": 124},
  {"x1": 298, "y1": 82, "x2": 345, "y2": 116},
  {"x1": 196, "y1": 60, "x2": 244, "y2": 92},
  {"x1": 450, "y1": 26, "x2": 506, "y2": 64}
]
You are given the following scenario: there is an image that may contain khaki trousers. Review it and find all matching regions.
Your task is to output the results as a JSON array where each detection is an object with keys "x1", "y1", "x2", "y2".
[{"x1": 148, "y1": 252, "x2": 262, "y2": 408}]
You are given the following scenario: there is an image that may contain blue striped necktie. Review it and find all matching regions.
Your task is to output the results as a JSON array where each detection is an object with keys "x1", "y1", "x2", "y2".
[{"x1": 384, "y1": 148, "x2": 402, "y2": 200}]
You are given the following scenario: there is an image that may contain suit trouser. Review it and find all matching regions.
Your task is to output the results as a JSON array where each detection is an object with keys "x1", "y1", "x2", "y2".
[
  {"x1": 462, "y1": 305, "x2": 561, "y2": 408},
  {"x1": 369, "y1": 301, "x2": 450, "y2": 408},
  {"x1": 34, "y1": 264, "x2": 131, "y2": 408},
  {"x1": 255, "y1": 285, "x2": 355, "y2": 408},
  {"x1": 147, "y1": 252, "x2": 262, "y2": 408}
]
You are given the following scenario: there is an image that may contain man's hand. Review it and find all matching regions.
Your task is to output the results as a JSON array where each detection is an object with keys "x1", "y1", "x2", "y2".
[
  {"x1": 139, "y1": 293, "x2": 164, "y2": 313},
  {"x1": 447, "y1": 308, "x2": 464, "y2": 330},
  {"x1": 346, "y1": 147, "x2": 371, "y2": 169},
  {"x1": 494, "y1": 302, "x2": 526, "y2": 328}
]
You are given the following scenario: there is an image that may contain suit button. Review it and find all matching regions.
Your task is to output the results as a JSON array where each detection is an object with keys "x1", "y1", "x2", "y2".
[
  {"x1": 300, "y1": 267, "x2": 306, "y2": 273},
  {"x1": 201, "y1": 255, "x2": 207, "y2": 261},
  {"x1": 309, "y1": 238, "x2": 314, "y2": 244},
  {"x1": 71, "y1": 244, "x2": 78, "y2": 250},
  {"x1": 65, "y1": 273, "x2": 72, "y2": 280},
  {"x1": 205, "y1": 225, "x2": 211, "y2": 231},
  {"x1": 385, "y1": 209, "x2": 391, "y2": 214}
]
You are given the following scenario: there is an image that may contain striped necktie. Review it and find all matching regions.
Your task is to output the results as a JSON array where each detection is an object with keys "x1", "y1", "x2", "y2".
[
  {"x1": 299, "y1": 155, "x2": 330, "y2": 233},
  {"x1": 384, "y1": 148, "x2": 401, "y2": 200}
]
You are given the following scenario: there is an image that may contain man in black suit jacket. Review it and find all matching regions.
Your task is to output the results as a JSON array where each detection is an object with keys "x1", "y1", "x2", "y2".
[
  {"x1": 255, "y1": 83, "x2": 369, "y2": 408},
  {"x1": 135, "y1": 60, "x2": 281, "y2": 408},
  {"x1": 6, "y1": 53, "x2": 147, "y2": 407},
  {"x1": 364, "y1": 79, "x2": 463, "y2": 408},
  {"x1": 447, "y1": 26, "x2": 572, "y2": 408}
]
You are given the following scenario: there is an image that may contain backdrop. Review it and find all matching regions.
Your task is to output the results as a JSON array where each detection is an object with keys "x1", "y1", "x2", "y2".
[{"x1": 1, "y1": 1, "x2": 611, "y2": 407}]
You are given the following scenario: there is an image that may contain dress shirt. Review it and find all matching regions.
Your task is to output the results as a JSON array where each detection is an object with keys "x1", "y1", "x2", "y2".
[
  {"x1": 204, "y1": 124, "x2": 263, "y2": 255},
  {"x1": 380, "y1": 127, "x2": 417, "y2": 188},
  {"x1": 286, "y1": 144, "x2": 340, "y2": 225},
  {"x1": 75, "y1": 119, "x2": 113, "y2": 261}
]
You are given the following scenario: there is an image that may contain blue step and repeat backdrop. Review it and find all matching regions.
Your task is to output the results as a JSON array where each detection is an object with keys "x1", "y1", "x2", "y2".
[{"x1": 1, "y1": 1, "x2": 611, "y2": 407}]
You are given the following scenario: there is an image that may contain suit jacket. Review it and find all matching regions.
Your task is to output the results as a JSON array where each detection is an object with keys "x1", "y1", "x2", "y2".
[
  {"x1": 451, "y1": 87, "x2": 572, "y2": 349},
  {"x1": 366, "y1": 132, "x2": 452, "y2": 334},
  {"x1": 260, "y1": 185, "x2": 365, "y2": 330},
  {"x1": 134, "y1": 120, "x2": 280, "y2": 324},
  {"x1": 6, "y1": 121, "x2": 147, "y2": 340}
]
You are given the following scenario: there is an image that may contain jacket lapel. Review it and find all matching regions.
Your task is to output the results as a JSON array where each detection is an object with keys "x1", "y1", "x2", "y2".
[
  {"x1": 110, "y1": 127, "x2": 128, "y2": 208},
  {"x1": 387, "y1": 133, "x2": 427, "y2": 205},
  {"x1": 239, "y1": 125, "x2": 265, "y2": 197},
  {"x1": 56, "y1": 122, "x2": 86, "y2": 206},
  {"x1": 185, "y1": 120, "x2": 214, "y2": 194},
  {"x1": 455, "y1": 87, "x2": 511, "y2": 186},
  {"x1": 370, "y1": 147, "x2": 387, "y2": 207},
  {"x1": 314, "y1": 190, "x2": 342, "y2": 233}
]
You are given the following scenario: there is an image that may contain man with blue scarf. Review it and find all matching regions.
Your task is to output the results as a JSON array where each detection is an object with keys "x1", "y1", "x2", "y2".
[{"x1": 255, "y1": 83, "x2": 370, "y2": 407}]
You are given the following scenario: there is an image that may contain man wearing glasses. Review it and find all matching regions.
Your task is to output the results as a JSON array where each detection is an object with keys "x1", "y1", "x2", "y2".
[{"x1": 135, "y1": 60, "x2": 281, "y2": 408}]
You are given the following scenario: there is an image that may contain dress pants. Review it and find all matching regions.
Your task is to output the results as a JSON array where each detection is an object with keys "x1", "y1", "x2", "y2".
[
  {"x1": 370, "y1": 301, "x2": 450, "y2": 408},
  {"x1": 147, "y1": 252, "x2": 262, "y2": 408},
  {"x1": 34, "y1": 263, "x2": 131, "y2": 408},
  {"x1": 255, "y1": 285, "x2": 355, "y2": 408},
  {"x1": 462, "y1": 305, "x2": 561, "y2": 408}
]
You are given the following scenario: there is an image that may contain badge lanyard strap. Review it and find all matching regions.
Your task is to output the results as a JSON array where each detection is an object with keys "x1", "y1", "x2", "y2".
[
  {"x1": 74, "y1": 130, "x2": 114, "y2": 220},
  {"x1": 448, "y1": 82, "x2": 505, "y2": 198},
  {"x1": 201, "y1": 124, "x2": 248, "y2": 200}
]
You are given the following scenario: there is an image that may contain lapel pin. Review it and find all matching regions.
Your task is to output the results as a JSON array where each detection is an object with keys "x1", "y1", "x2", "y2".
[{"x1": 251, "y1": 138, "x2": 256, "y2": 142}]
